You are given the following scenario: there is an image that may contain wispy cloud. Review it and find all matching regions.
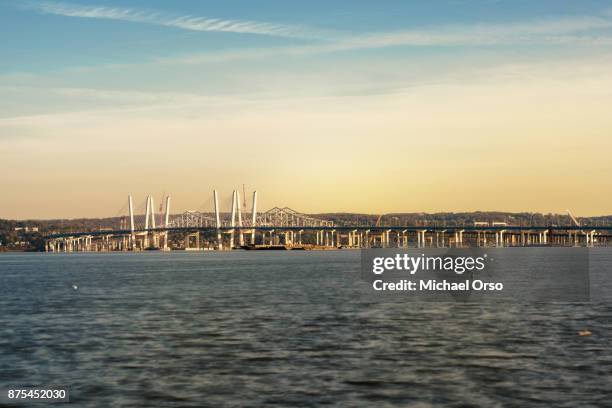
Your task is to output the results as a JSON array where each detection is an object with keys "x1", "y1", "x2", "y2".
[
  {"x1": 337, "y1": 15, "x2": 612, "y2": 47},
  {"x1": 26, "y1": 0, "x2": 320, "y2": 39},
  {"x1": 15, "y1": 2, "x2": 612, "y2": 71},
  {"x1": 151, "y1": 13, "x2": 612, "y2": 66}
]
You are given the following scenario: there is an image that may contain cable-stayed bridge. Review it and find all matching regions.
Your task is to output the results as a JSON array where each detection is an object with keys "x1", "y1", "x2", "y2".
[{"x1": 44, "y1": 190, "x2": 612, "y2": 252}]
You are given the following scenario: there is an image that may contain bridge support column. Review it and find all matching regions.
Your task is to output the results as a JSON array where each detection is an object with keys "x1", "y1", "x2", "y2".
[
  {"x1": 184, "y1": 232, "x2": 200, "y2": 250},
  {"x1": 418, "y1": 230, "x2": 426, "y2": 248},
  {"x1": 496, "y1": 230, "x2": 505, "y2": 247}
]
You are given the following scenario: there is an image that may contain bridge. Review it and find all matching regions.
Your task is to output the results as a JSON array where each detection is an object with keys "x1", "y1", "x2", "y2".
[{"x1": 44, "y1": 190, "x2": 612, "y2": 252}]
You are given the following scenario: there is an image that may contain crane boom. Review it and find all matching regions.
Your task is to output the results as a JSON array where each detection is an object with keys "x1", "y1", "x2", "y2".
[
  {"x1": 566, "y1": 209, "x2": 581, "y2": 227},
  {"x1": 159, "y1": 191, "x2": 166, "y2": 226},
  {"x1": 375, "y1": 214, "x2": 384, "y2": 227},
  {"x1": 242, "y1": 184, "x2": 247, "y2": 213}
]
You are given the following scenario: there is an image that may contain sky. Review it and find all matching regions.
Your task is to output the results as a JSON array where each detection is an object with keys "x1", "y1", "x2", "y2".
[{"x1": 1, "y1": 0, "x2": 612, "y2": 219}]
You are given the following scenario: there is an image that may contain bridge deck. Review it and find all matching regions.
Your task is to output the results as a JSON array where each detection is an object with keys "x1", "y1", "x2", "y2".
[{"x1": 46, "y1": 225, "x2": 612, "y2": 239}]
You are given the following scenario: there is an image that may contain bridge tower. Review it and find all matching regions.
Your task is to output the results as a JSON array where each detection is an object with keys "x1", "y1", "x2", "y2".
[
  {"x1": 230, "y1": 190, "x2": 237, "y2": 249},
  {"x1": 144, "y1": 195, "x2": 157, "y2": 248},
  {"x1": 163, "y1": 195, "x2": 171, "y2": 250},
  {"x1": 128, "y1": 195, "x2": 136, "y2": 250},
  {"x1": 214, "y1": 190, "x2": 222, "y2": 250},
  {"x1": 236, "y1": 190, "x2": 244, "y2": 246},
  {"x1": 251, "y1": 191, "x2": 258, "y2": 245}
]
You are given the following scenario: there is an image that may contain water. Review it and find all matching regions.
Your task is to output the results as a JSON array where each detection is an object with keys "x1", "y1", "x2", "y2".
[{"x1": 0, "y1": 250, "x2": 611, "y2": 407}]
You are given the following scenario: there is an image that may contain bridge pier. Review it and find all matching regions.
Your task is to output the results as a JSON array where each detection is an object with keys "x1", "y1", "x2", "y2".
[
  {"x1": 185, "y1": 232, "x2": 200, "y2": 250},
  {"x1": 417, "y1": 230, "x2": 427, "y2": 248}
]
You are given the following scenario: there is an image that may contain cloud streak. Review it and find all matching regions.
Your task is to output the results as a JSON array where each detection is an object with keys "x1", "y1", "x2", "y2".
[
  {"x1": 152, "y1": 13, "x2": 612, "y2": 66},
  {"x1": 23, "y1": 1, "x2": 612, "y2": 62},
  {"x1": 16, "y1": 2, "x2": 612, "y2": 72},
  {"x1": 27, "y1": 0, "x2": 318, "y2": 38}
]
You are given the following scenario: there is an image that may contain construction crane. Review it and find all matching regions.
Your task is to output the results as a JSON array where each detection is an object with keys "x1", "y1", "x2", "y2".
[
  {"x1": 242, "y1": 184, "x2": 247, "y2": 214},
  {"x1": 159, "y1": 191, "x2": 166, "y2": 226},
  {"x1": 566, "y1": 209, "x2": 590, "y2": 245},
  {"x1": 565, "y1": 209, "x2": 581, "y2": 227}
]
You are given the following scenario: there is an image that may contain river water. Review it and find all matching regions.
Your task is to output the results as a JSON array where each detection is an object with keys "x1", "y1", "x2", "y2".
[{"x1": 0, "y1": 250, "x2": 611, "y2": 407}]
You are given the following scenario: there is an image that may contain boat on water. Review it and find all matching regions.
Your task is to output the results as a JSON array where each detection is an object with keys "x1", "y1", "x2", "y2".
[
  {"x1": 240, "y1": 244, "x2": 336, "y2": 250},
  {"x1": 241, "y1": 245, "x2": 291, "y2": 250}
]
